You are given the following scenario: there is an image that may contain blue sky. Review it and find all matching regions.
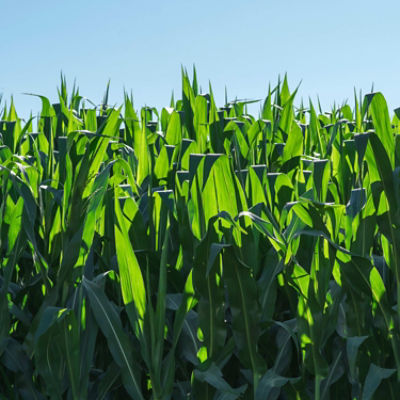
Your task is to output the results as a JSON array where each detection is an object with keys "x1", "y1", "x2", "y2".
[{"x1": 2, "y1": 0, "x2": 400, "y2": 118}]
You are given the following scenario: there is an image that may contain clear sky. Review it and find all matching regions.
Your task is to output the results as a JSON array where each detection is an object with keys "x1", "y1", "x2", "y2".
[{"x1": 2, "y1": 0, "x2": 400, "y2": 118}]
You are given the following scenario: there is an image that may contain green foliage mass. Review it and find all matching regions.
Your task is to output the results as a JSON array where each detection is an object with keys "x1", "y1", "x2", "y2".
[{"x1": 1, "y1": 69, "x2": 400, "y2": 399}]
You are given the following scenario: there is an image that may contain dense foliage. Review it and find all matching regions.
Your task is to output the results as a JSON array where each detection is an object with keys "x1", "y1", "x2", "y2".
[{"x1": 1, "y1": 69, "x2": 400, "y2": 399}]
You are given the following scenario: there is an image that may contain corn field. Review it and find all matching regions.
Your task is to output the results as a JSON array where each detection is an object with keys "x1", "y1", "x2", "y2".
[{"x1": 1, "y1": 69, "x2": 400, "y2": 399}]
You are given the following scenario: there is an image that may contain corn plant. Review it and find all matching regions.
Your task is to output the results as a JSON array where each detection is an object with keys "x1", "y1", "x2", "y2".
[{"x1": 1, "y1": 69, "x2": 400, "y2": 399}]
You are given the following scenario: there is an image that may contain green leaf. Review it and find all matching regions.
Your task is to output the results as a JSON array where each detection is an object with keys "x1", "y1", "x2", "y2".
[
  {"x1": 165, "y1": 110, "x2": 182, "y2": 145},
  {"x1": 346, "y1": 188, "x2": 366, "y2": 219},
  {"x1": 114, "y1": 189, "x2": 146, "y2": 331},
  {"x1": 82, "y1": 277, "x2": 144, "y2": 400},
  {"x1": 362, "y1": 364, "x2": 395, "y2": 400},
  {"x1": 346, "y1": 336, "x2": 368, "y2": 382},
  {"x1": 282, "y1": 121, "x2": 303, "y2": 163},
  {"x1": 223, "y1": 246, "x2": 265, "y2": 389},
  {"x1": 194, "y1": 363, "x2": 247, "y2": 399},
  {"x1": 255, "y1": 370, "x2": 300, "y2": 400},
  {"x1": 366, "y1": 92, "x2": 394, "y2": 167}
]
